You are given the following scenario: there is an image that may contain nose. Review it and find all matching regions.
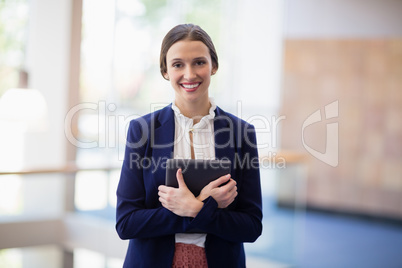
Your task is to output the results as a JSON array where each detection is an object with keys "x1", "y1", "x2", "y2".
[{"x1": 183, "y1": 66, "x2": 196, "y2": 80}]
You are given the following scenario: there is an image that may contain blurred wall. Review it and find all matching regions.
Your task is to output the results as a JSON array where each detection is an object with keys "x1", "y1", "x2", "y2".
[{"x1": 280, "y1": 0, "x2": 402, "y2": 219}]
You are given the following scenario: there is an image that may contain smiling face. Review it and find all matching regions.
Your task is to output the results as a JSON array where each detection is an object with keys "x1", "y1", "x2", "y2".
[{"x1": 164, "y1": 40, "x2": 217, "y2": 109}]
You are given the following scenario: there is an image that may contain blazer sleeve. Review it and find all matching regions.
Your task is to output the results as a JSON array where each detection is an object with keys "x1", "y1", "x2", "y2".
[
  {"x1": 115, "y1": 119, "x2": 188, "y2": 240},
  {"x1": 187, "y1": 124, "x2": 263, "y2": 243}
]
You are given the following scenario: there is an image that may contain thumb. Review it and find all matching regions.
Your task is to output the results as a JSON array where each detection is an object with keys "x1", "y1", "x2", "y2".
[{"x1": 176, "y1": 169, "x2": 188, "y2": 189}]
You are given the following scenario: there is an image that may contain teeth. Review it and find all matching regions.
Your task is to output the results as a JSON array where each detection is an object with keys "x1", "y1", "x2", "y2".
[{"x1": 182, "y1": 83, "x2": 200, "y2": 89}]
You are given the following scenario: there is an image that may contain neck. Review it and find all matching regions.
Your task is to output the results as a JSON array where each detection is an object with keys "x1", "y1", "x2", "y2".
[{"x1": 175, "y1": 98, "x2": 211, "y2": 124}]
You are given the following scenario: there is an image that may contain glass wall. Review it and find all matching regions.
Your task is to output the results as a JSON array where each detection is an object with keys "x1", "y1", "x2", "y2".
[{"x1": 0, "y1": 0, "x2": 29, "y2": 96}]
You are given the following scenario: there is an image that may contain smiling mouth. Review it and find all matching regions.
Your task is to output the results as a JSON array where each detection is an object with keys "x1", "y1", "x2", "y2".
[{"x1": 180, "y1": 83, "x2": 200, "y2": 92}]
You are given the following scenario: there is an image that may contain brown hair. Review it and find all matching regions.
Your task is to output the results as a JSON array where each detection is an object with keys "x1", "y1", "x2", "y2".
[{"x1": 160, "y1": 24, "x2": 219, "y2": 80}]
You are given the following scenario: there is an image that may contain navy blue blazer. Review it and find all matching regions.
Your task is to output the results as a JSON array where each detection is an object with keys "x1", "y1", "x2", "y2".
[{"x1": 116, "y1": 104, "x2": 262, "y2": 267}]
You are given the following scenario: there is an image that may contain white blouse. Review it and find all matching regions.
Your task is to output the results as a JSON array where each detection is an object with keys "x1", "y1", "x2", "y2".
[{"x1": 172, "y1": 98, "x2": 216, "y2": 248}]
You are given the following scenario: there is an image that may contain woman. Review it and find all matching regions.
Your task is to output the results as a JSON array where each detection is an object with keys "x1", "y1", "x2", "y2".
[{"x1": 116, "y1": 24, "x2": 262, "y2": 268}]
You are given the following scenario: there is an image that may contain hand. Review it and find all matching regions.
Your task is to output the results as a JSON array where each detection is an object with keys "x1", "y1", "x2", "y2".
[
  {"x1": 158, "y1": 169, "x2": 203, "y2": 217},
  {"x1": 197, "y1": 174, "x2": 238, "y2": 208}
]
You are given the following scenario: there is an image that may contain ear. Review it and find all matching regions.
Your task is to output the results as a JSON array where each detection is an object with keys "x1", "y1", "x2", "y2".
[
  {"x1": 163, "y1": 72, "x2": 169, "y2": 80},
  {"x1": 211, "y1": 66, "x2": 218, "y2": 75}
]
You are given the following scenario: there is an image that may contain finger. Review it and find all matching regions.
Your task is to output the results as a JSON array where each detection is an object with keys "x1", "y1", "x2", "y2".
[
  {"x1": 159, "y1": 196, "x2": 166, "y2": 206},
  {"x1": 158, "y1": 187, "x2": 174, "y2": 198},
  {"x1": 233, "y1": 188, "x2": 238, "y2": 198},
  {"x1": 158, "y1": 185, "x2": 168, "y2": 193},
  {"x1": 176, "y1": 169, "x2": 188, "y2": 189},
  {"x1": 228, "y1": 186, "x2": 238, "y2": 197},
  {"x1": 158, "y1": 190, "x2": 165, "y2": 198},
  {"x1": 219, "y1": 178, "x2": 236, "y2": 191},
  {"x1": 159, "y1": 192, "x2": 174, "y2": 206},
  {"x1": 208, "y1": 174, "x2": 231, "y2": 188},
  {"x1": 159, "y1": 198, "x2": 169, "y2": 210}
]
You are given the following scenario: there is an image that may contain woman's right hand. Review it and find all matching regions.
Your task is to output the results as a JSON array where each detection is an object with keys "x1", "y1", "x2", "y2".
[{"x1": 197, "y1": 174, "x2": 238, "y2": 208}]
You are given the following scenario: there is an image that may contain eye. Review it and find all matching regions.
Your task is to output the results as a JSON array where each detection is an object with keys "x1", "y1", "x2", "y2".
[
  {"x1": 195, "y1": 60, "x2": 206, "y2": 66},
  {"x1": 172, "y1": 62, "x2": 183, "y2": 68}
]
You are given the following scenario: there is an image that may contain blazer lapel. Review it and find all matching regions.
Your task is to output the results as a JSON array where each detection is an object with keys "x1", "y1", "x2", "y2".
[
  {"x1": 149, "y1": 105, "x2": 175, "y2": 188},
  {"x1": 214, "y1": 107, "x2": 236, "y2": 163},
  {"x1": 152, "y1": 105, "x2": 175, "y2": 159}
]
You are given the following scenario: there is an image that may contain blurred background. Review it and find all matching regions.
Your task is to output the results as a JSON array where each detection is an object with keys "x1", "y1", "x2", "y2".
[{"x1": 0, "y1": 0, "x2": 401, "y2": 267}]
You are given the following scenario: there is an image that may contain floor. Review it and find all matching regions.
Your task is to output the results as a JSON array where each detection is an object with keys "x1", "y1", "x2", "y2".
[
  {"x1": 246, "y1": 200, "x2": 402, "y2": 268},
  {"x1": 295, "y1": 211, "x2": 402, "y2": 268},
  {"x1": 1, "y1": 200, "x2": 402, "y2": 267}
]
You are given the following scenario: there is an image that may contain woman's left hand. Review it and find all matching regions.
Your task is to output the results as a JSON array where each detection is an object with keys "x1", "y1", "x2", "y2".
[{"x1": 158, "y1": 169, "x2": 203, "y2": 218}]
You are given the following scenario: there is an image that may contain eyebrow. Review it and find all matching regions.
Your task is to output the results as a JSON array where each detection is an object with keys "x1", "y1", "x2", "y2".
[
  {"x1": 169, "y1": 56, "x2": 208, "y2": 63},
  {"x1": 193, "y1": 57, "x2": 208, "y2": 61},
  {"x1": 169, "y1": 58, "x2": 182, "y2": 63}
]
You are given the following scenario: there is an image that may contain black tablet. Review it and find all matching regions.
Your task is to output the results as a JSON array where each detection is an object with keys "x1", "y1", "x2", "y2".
[{"x1": 165, "y1": 159, "x2": 231, "y2": 196}]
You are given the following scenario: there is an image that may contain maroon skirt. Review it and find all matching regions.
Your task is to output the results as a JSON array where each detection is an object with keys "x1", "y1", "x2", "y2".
[{"x1": 172, "y1": 243, "x2": 208, "y2": 268}]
